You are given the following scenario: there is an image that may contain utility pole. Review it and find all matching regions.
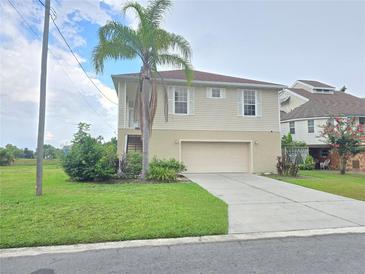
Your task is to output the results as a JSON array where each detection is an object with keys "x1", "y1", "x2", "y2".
[{"x1": 36, "y1": 0, "x2": 51, "y2": 196}]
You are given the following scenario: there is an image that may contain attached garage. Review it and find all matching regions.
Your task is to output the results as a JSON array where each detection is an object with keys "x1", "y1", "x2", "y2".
[{"x1": 181, "y1": 141, "x2": 251, "y2": 173}]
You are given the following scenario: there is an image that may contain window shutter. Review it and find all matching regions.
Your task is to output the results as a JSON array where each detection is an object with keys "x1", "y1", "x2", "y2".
[
  {"x1": 238, "y1": 90, "x2": 243, "y2": 116},
  {"x1": 189, "y1": 88, "x2": 194, "y2": 115},
  {"x1": 221, "y1": 89, "x2": 226, "y2": 98},
  {"x1": 256, "y1": 91, "x2": 262, "y2": 117},
  {"x1": 168, "y1": 87, "x2": 174, "y2": 114}
]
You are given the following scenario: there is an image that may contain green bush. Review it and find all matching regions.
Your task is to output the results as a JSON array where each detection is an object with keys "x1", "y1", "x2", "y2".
[
  {"x1": 0, "y1": 148, "x2": 15, "y2": 166},
  {"x1": 299, "y1": 155, "x2": 315, "y2": 170},
  {"x1": 149, "y1": 158, "x2": 186, "y2": 173},
  {"x1": 62, "y1": 123, "x2": 118, "y2": 181},
  {"x1": 121, "y1": 152, "x2": 142, "y2": 179},
  {"x1": 147, "y1": 158, "x2": 186, "y2": 182},
  {"x1": 147, "y1": 166, "x2": 177, "y2": 182}
]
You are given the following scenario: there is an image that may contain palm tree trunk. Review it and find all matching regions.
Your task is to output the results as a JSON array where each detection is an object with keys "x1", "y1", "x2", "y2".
[{"x1": 140, "y1": 72, "x2": 150, "y2": 179}]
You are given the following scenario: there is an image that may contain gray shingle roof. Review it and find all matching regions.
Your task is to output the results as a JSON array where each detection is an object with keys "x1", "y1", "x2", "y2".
[
  {"x1": 281, "y1": 88, "x2": 365, "y2": 121},
  {"x1": 297, "y1": 80, "x2": 334, "y2": 89}
]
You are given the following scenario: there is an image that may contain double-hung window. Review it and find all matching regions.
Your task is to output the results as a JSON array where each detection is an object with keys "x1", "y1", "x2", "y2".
[
  {"x1": 289, "y1": 121, "x2": 295, "y2": 134},
  {"x1": 243, "y1": 90, "x2": 256, "y2": 116},
  {"x1": 308, "y1": 119, "x2": 314, "y2": 133},
  {"x1": 174, "y1": 87, "x2": 188, "y2": 114}
]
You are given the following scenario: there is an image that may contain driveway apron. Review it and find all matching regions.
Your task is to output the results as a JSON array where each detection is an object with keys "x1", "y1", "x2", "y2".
[{"x1": 185, "y1": 173, "x2": 365, "y2": 233}]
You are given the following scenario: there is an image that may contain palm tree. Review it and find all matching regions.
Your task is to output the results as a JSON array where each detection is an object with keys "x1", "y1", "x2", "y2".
[{"x1": 92, "y1": 0, "x2": 193, "y2": 178}]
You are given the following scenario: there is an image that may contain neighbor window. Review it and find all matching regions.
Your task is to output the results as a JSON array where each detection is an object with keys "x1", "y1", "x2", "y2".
[
  {"x1": 174, "y1": 87, "x2": 188, "y2": 114},
  {"x1": 308, "y1": 119, "x2": 314, "y2": 133},
  {"x1": 243, "y1": 90, "x2": 256, "y2": 116},
  {"x1": 359, "y1": 117, "x2": 365, "y2": 125},
  {"x1": 289, "y1": 121, "x2": 295, "y2": 134}
]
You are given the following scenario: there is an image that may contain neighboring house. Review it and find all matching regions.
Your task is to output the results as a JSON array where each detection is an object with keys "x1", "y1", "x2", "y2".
[
  {"x1": 280, "y1": 80, "x2": 365, "y2": 171},
  {"x1": 112, "y1": 70, "x2": 285, "y2": 173}
]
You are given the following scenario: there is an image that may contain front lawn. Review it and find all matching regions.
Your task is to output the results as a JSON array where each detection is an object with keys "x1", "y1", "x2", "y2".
[
  {"x1": 269, "y1": 170, "x2": 365, "y2": 201},
  {"x1": 0, "y1": 160, "x2": 227, "y2": 248}
]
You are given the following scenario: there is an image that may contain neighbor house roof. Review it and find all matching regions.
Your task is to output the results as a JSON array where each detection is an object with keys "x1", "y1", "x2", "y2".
[
  {"x1": 297, "y1": 80, "x2": 334, "y2": 89},
  {"x1": 112, "y1": 70, "x2": 285, "y2": 91},
  {"x1": 281, "y1": 88, "x2": 365, "y2": 121}
]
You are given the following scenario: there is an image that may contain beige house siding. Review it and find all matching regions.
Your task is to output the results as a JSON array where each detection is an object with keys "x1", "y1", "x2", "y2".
[
  {"x1": 118, "y1": 128, "x2": 281, "y2": 173},
  {"x1": 280, "y1": 90, "x2": 308, "y2": 113},
  {"x1": 118, "y1": 80, "x2": 280, "y2": 133}
]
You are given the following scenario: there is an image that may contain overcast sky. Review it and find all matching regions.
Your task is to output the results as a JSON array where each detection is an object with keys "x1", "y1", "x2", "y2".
[{"x1": 1, "y1": 0, "x2": 364, "y2": 149}]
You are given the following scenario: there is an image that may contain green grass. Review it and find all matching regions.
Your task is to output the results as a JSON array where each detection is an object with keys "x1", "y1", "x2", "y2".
[
  {"x1": 269, "y1": 170, "x2": 365, "y2": 201},
  {"x1": 0, "y1": 160, "x2": 227, "y2": 248}
]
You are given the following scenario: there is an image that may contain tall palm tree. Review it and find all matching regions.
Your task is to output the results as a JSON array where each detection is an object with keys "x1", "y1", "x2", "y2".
[{"x1": 93, "y1": 0, "x2": 193, "y2": 178}]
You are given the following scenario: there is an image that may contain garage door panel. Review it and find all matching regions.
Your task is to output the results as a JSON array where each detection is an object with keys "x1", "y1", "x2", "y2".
[{"x1": 181, "y1": 142, "x2": 249, "y2": 173}]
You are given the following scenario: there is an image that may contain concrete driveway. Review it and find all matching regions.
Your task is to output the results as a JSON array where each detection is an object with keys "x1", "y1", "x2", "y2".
[{"x1": 185, "y1": 173, "x2": 365, "y2": 234}]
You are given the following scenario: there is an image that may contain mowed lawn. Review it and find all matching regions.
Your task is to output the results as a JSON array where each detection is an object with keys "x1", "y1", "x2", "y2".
[
  {"x1": 0, "y1": 160, "x2": 228, "y2": 248},
  {"x1": 269, "y1": 170, "x2": 365, "y2": 201}
]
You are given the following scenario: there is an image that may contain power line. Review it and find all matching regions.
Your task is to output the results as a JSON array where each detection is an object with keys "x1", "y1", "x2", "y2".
[
  {"x1": 5, "y1": 0, "x2": 117, "y2": 131},
  {"x1": 37, "y1": 0, "x2": 118, "y2": 106}
]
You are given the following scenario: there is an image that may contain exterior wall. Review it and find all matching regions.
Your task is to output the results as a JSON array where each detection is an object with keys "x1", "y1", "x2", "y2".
[
  {"x1": 281, "y1": 118, "x2": 328, "y2": 145},
  {"x1": 117, "y1": 80, "x2": 281, "y2": 133},
  {"x1": 280, "y1": 90, "x2": 308, "y2": 113},
  {"x1": 118, "y1": 128, "x2": 281, "y2": 174},
  {"x1": 329, "y1": 151, "x2": 365, "y2": 172}
]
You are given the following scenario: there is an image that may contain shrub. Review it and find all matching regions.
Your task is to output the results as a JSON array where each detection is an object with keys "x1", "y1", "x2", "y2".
[
  {"x1": 120, "y1": 152, "x2": 142, "y2": 179},
  {"x1": 147, "y1": 158, "x2": 186, "y2": 182},
  {"x1": 149, "y1": 158, "x2": 186, "y2": 173},
  {"x1": 147, "y1": 166, "x2": 177, "y2": 182},
  {"x1": 62, "y1": 123, "x2": 118, "y2": 181},
  {"x1": 0, "y1": 148, "x2": 15, "y2": 166},
  {"x1": 299, "y1": 155, "x2": 315, "y2": 170},
  {"x1": 277, "y1": 153, "x2": 299, "y2": 177}
]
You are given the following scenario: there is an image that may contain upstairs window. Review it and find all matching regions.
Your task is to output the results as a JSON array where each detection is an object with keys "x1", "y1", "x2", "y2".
[
  {"x1": 207, "y1": 88, "x2": 225, "y2": 99},
  {"x1": 174, "y1": 87, "x2": 188, "y2": 114},
  {"x1": 289, "y1": 121, "x2": 295, "y2": 134},
  {"x1": 308, "y1": 119, "x2": 314, "y2": 133},
  {"x1": 243, "y1": 90, "x2": 256, "y2": 116}
]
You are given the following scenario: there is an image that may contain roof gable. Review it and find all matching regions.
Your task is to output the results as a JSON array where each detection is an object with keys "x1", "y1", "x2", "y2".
[{"x1": 296, "y1": 80, "x2": 335, "y2": 89}]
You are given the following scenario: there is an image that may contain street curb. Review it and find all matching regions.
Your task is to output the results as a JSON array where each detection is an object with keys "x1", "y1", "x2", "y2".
[{"x1": 1, "y1": 226, "x2": 364, "y2": 258}]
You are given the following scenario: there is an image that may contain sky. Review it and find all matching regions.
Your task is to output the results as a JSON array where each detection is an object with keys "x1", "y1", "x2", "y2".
[{"x1": 1, "y1": 0, "x2": 364, "y2": 150}]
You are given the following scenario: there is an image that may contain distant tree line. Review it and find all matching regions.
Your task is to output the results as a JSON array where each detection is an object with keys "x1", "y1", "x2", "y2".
[{"x1": 0, "y1": 144, "x2": 64, "y2": 166}]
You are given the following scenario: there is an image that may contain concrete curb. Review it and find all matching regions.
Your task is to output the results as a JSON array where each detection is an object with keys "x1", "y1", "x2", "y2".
[{"x1": 1, "y1": 226, "x2": 364, "y2": 258}]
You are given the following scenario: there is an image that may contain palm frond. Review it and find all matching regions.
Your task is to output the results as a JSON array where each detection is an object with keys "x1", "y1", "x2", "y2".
[
  {"x1": 147, "y1": 0, "x2": 172, "y2": 26},
  {"x1": 123, "y1": 1, "x2": 148, "y2": 29},
  {"x1": 92, "y1": 22, "x2": 139, "y2": 73},
  {"x1": 157, "y1": 53, "x2": 194, "y2": 83}
]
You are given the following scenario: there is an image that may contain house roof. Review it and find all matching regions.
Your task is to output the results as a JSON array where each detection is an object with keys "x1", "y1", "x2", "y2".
[
  {"x1": 281, "y1": 88, "x2": 365, "y2": 121},
  {"x1": 297, "y1": 80, "x2": 334, "y2": 89},
  {"x1": 112, "y1": 70, "x2": 285, "y2": 90}
]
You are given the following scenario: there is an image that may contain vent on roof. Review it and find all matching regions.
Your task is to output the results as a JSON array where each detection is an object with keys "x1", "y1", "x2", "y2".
[{"x1": 313, "y1": 88, "x2": 334, "y2": 94}]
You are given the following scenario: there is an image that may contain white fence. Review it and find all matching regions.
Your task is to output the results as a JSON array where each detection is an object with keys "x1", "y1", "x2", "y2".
[{"x1": 282, "y1": 146, "x2": 309, "y2": 164}]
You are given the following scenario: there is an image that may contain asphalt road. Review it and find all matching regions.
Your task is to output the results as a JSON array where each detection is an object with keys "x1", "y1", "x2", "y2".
[{"x1": 1, "y1": 234, "x2": 365, "y2": 274}]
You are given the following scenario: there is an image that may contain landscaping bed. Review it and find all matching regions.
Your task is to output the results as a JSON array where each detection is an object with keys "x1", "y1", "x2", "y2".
[
  {"x1": 269, "y1": 170, "x2": 365, "y2": 201},
  {"x1": 0, "y1": 161, "x2": 228, "y2": 248}
]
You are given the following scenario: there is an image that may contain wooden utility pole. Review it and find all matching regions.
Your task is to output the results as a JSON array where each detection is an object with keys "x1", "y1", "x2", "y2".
[{"x1": 36, "y1": 0, "x2": 51, "y2": 196}]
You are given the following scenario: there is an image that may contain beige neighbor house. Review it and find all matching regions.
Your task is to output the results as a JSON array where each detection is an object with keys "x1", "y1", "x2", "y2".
[
  {"x1": 112, "y1": 70, "x2": 285, "y2": 173},
  {"x1": 280, "y1": 80, "x2": 365, "y2": 171}
]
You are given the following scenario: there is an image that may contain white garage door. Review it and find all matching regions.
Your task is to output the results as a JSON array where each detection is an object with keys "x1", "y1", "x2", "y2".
[{"x1": 181, "y1": 142, "x2": 250, "y2": 173}]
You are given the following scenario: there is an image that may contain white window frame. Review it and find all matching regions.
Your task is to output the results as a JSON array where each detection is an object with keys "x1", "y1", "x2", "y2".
[
  {"x1": 207, "y1": 87, "x2": 225, "y2": 99},
  {"x1": 308, "y1": 119, "x2": 314, "y2": 133},
  {"x1": 173, "y1": 86, "x2": 189, "y2": 115},
  {"x1": 242, "y1": 90, "x2": 258, "y2": 117},
  {"x1": 289, "y1": 121, "x2": 295, "y2": 134}
]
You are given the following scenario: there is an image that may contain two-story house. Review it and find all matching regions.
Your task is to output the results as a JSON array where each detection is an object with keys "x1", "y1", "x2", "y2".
[
  {"x1": 280, "y1": 80, "x2": 365, "y2": 171},
  {"x1": 112, "y1": 70, "x2": 285, "y2": 173}
]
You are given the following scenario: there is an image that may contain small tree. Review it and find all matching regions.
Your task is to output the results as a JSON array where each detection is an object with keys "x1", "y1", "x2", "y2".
[{"x1": 320, "y1": 117, "x2": 364, "y2": 174}]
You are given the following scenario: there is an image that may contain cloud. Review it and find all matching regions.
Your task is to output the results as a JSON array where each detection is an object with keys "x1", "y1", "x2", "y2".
[{"x1": 0, "y1": 0, "x2": 119, "y2": 149}]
